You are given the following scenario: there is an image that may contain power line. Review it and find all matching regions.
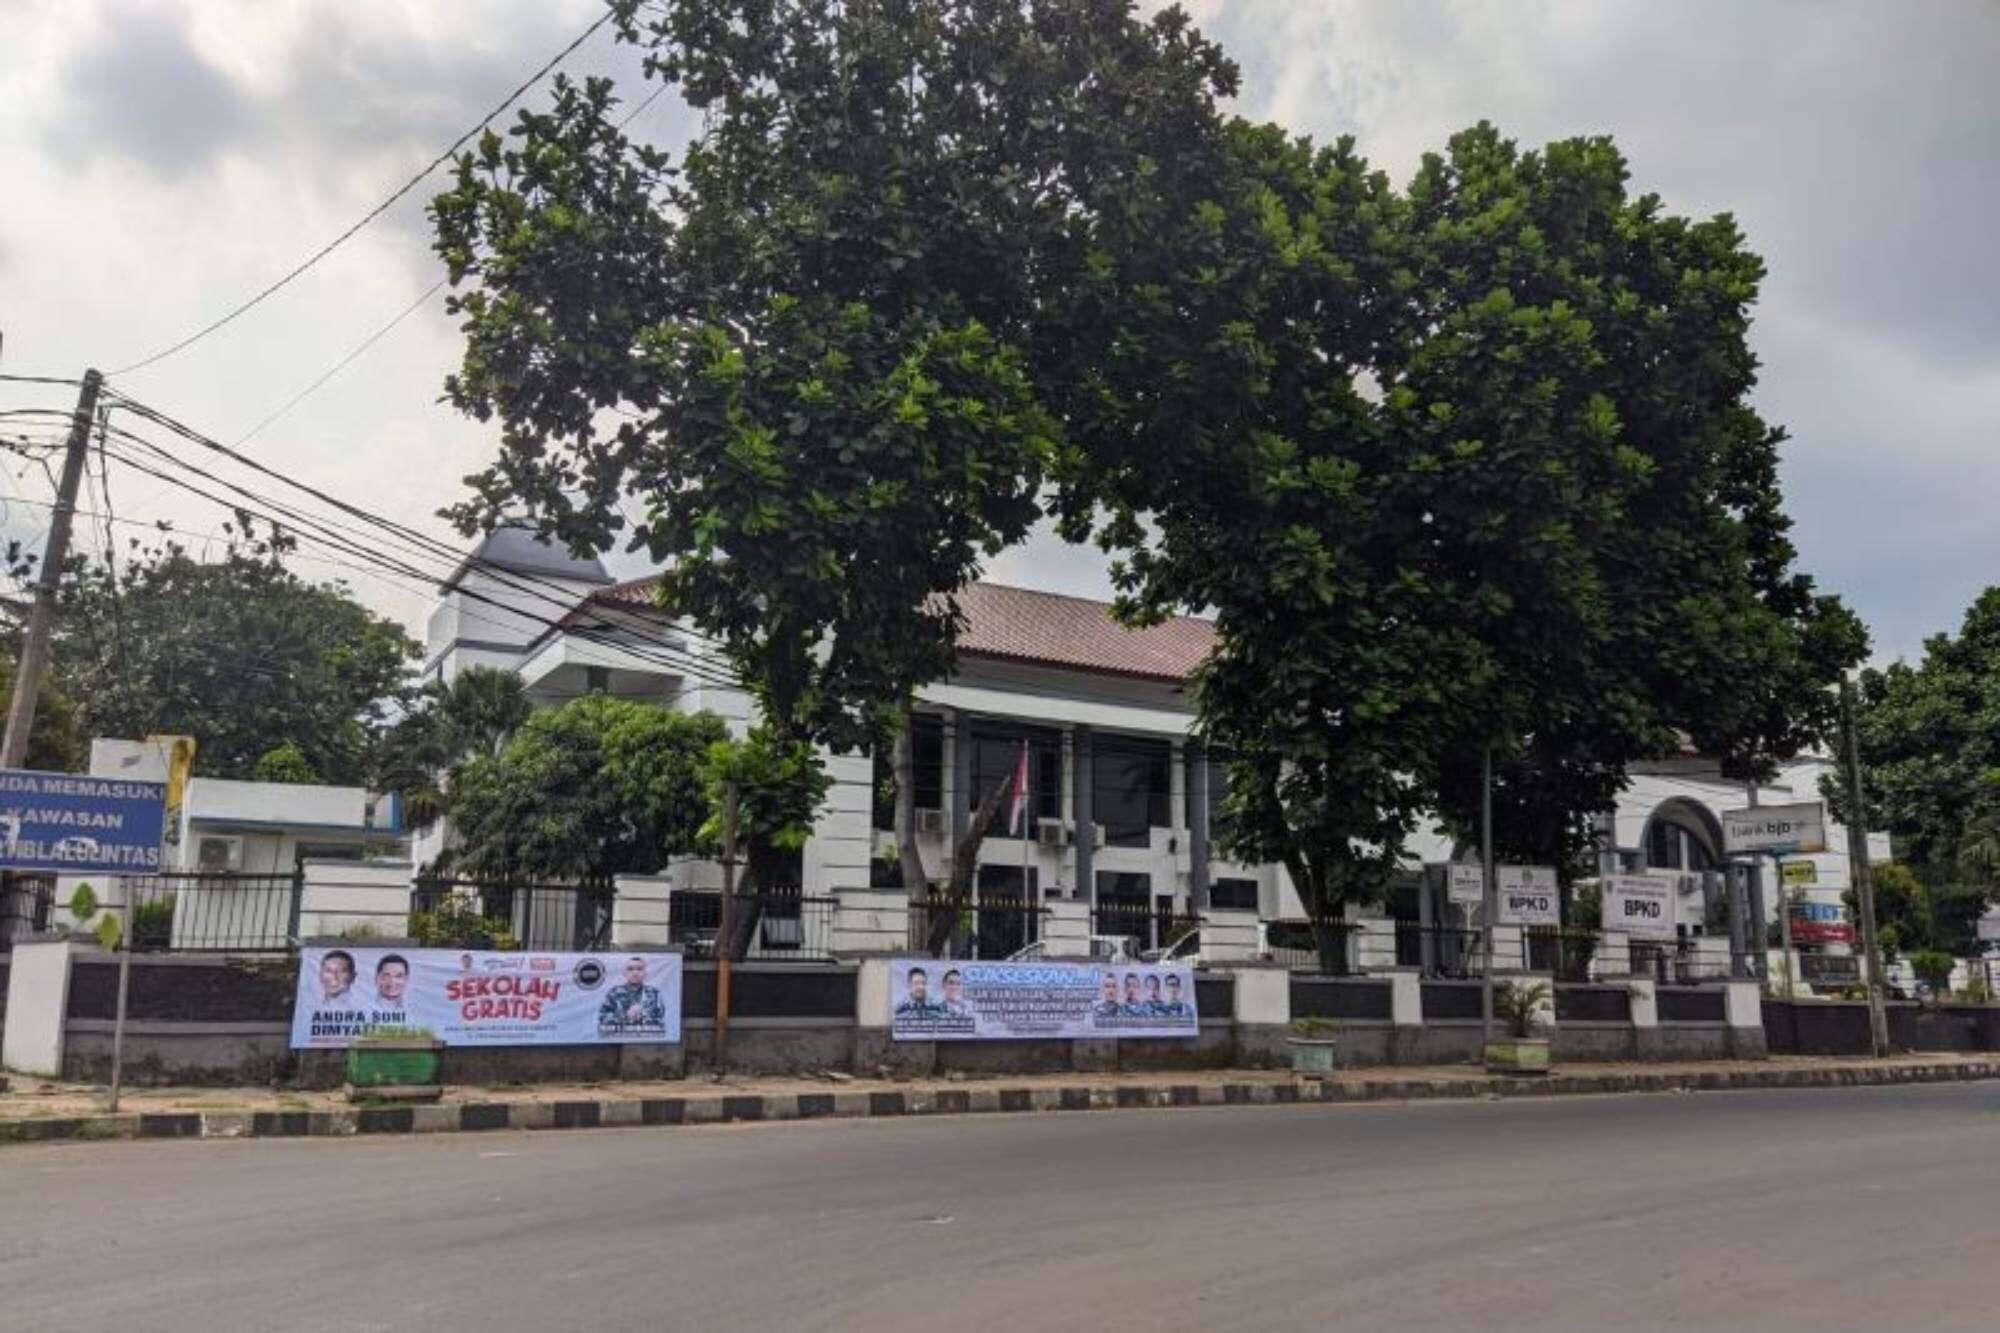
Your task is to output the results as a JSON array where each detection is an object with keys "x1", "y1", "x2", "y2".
[
  {"x1": 107, "y1": 9, "x2": 617, "y2": 377},
  {"x1": 92, "y1": 424, "x2": 747, "y2": 693},
  {"x1": 233, "y1": 278, "x2": 446, "y2": 450}
]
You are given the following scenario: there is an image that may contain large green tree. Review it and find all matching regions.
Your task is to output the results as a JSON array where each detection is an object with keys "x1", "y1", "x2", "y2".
[
  {"x1": 448, "y1": 695, "x2": 728, "y2": 882},
  {"x1": 1053, "y1": 122, "x2": 1864, "y2": 934},
  {"x1": 49, "y1": 527, "x2": 420, "y2": 783},
  {"x1": 373, "y1": 666, "x2": 534, "y2": 828},
  {"x1": 429, "y1": 0, "x2": 1237, "y2": 896}
]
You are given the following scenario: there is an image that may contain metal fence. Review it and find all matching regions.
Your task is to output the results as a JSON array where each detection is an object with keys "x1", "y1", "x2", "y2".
[
  {"x1": 1091, "y1": 902, "x2": 1199, "y2": 957},
  {"x1": 1395, "y1": 922, "x2": 1484, "y2": 978},
  {"x1": 1264, "y1": 919, "x2": 1363, "y2": 974},
  {"x1": 0, "y1": 873, "x2": 54, "y2": 948},
  {"x1": 906, "y1": 892, "x2": 1048, "y2": 959},
  {"x1": 669, "y1": 890, "x2": 837, "y2": 961},
  {"x1": 412, "y1": 878, "x2": 614, "y2": 952},
  {"x1": 121, "y1": 871, "x2": 303, "y2": 953},
  {"x1": 1523, "y1": 927, "x2": 1601, "y2": 982}
]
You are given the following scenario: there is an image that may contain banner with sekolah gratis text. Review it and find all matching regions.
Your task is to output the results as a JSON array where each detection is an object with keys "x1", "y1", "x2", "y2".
[{"x1": 291, "y1": 947, "x2": 681, "y2": 1048}]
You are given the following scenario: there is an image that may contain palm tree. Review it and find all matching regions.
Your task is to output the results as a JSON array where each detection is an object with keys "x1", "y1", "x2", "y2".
[
  {"x1": 376, "y1": 667, "x2": 532, "y2": 829},
  {"x1": 1957, "y1": 808, "x2": 2000, "y2": 892}
]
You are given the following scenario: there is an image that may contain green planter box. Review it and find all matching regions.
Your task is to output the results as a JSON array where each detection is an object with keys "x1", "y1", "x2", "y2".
[
  {"x1": 1483, "y1": 1039, "x2": 1551, "y2": 1076},
  {"x1": 1287, "y1": 1037, "x2": 1338, "y2": 1075},
  {"x1": 347, "y1": 1038, "x2": 442, "y2": 1089}
]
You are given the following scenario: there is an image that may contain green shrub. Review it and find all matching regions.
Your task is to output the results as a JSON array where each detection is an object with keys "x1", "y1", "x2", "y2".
[
  {"x1": 409, "y1": 898, "x2": 518, "y2": 950},
  {"x1": 67, "y1": 881, "x2": 98, "y2": 925},
  {"x1": 131, "y1": 894, "x2": 176, "y2": 950},
  {"x1": 1910, "y1": 950, "x2": 1955, "y2": 995},
  {"x1": 1495, "y1": 980, "x2": 1552, "y2": 1039}
]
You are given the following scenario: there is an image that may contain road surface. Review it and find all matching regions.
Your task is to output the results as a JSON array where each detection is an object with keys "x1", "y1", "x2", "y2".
[{"x1": 5, "y1": 1082, "x2": 1997, "y2": 1331}]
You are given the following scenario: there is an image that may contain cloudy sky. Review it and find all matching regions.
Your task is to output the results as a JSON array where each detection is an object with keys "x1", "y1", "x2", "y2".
[{"x1": 1, "y1": 1, "x2": 1994, "y2": 663}]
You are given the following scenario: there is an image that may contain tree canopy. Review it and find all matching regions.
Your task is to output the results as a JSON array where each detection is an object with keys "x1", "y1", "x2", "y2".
[
  {"x1": 47, "y1": 526, "x2": 420, "y2": 783},
  {"x1": 1847, "y1": 587, "x2": 2000, "y2": 909},
  {"x1": 374, "y1": 666, "x2": 534, "y2": 828},
  {"x1": 431, "y1": 0, "x2": 1238, "y2": 881},
  {"x1": 429, "y1": 3, "x2": 1860, "y2": 924},
  {"x1": 448, "y1": 694, "x2": 727, "y2": 882}
]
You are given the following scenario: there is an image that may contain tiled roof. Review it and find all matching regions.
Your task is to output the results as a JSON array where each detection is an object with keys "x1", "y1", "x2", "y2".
[
  {"x1": 588, "y1": 577, "x2": 1215, "y2": 682},
  {"x1": 949, "y1": 582, "x2": 1213, "y2": 683}
]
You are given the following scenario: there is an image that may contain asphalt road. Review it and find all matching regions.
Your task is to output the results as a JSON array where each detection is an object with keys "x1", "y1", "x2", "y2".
[{"x1": 6, "y1": 1083, "x2": 1998, "y2": 1333}]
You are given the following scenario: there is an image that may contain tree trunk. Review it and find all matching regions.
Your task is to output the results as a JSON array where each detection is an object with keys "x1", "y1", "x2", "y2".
[
  {"x1": 923, "y1": 768, "x2": 1016, "y2": 957},
  {"x1": 892, "y1": 706, "x2": 931, "y2": 893}
]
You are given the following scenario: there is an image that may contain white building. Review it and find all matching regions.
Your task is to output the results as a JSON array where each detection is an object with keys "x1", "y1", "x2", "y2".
[{"x1": 426, "y1": 533, "x2": 1890, "y2": 975}]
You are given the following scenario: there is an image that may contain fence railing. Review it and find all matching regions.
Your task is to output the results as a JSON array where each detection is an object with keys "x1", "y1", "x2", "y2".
[
  {"x1": 0, "y1": 873, "x2": 55, "y2": 948},
  {"x1": 1523, "y1": 927, "x2": 1602, "y2": 982},
  {"x1": 670, "y1": 890, "x2": 837, "y2": 962},
  {"x1": 122, "y1": 871, "x2": 303, "y2": 953},
  {"x1": 412, "y1": 878, "x2": 614, "y2": 952},
  {"x1": 1264, "y1": 920, "x2": 1363, "y2": 975},
  {"x1": 907, "y1": 893, "x2": 1048, "y2": 959},
  {"x1": 1091, "y1": 903, "x2": 1199, "y2": 958},
  {"x1": 1395, "y1": 923, "x2": 1485, "y2": 978}
]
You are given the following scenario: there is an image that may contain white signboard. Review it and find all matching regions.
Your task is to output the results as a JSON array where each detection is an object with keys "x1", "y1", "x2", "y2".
[
  {"x1": 291, "y1": 947, "x2": 682, "y2": 1048},
  {"x1": 1977, "y1": 914, "x2": 2000, "y2": 944},
  {"x1": 1603, "y1": 875, "x2": 1679, "y2": 941},
  {"x1": 1722, "y1": 802, "x2": 1828, "y2": 855},
  {"x1": 1445, "y1": 863, "x2": 1485, "y2": 906},
  {"x1": 1496, "y1": 865, "x2": 1561, "y2": 925},
  {"x1": 890, "y1": 959, "x2": 1199, "y2": 1041}
]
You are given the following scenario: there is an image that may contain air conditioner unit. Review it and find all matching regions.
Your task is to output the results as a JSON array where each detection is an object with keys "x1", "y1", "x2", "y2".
[
  {"x1": 914, "y1": 808, "x2": 947, "y2": 837},
  {"x1": 1036, "y1": 818, "x2": 1067, "y2": 849},
  {"x1": 196, "y1": 836, "x2": 242, "y2": 873}
]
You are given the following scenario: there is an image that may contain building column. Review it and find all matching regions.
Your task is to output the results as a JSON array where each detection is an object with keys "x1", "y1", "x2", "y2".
[
  {"x1": 1186, "y1": 740, "x2": 1211, "y2": 912},
  {"x1": 1072, "y1": 724, "x2": 1094, "y2": 906}
]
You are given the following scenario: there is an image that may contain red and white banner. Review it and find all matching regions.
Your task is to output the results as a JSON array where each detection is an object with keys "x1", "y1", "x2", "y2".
[{"x1": 290, "y1": 947, "x2": 681, "y2": 1048}]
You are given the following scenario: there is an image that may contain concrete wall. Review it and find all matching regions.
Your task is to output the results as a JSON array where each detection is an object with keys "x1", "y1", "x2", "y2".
[{"x1": 298, "y1": 860, "x2": 413, "y2": 940}]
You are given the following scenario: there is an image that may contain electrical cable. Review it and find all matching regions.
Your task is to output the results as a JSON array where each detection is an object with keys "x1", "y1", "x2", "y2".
[{"x1": 107, "y1": 8, "x2": 617, "y2": 376}]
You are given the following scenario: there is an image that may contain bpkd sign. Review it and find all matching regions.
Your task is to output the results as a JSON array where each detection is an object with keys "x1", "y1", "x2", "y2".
[
  {"x1": 1496, "y1": 865, "x2": 1560, "y2": 926},
  {"x1": 1603, "y1": 874, "x2": 1677, "y2": 940}
]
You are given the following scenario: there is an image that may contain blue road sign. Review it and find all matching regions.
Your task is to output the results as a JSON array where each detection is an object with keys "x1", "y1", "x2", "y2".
[{"x1": 0, "y1": 769, "x2": 167, "y2": 873}]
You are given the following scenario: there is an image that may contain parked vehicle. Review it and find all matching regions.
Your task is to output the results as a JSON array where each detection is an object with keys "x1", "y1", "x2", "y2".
[
  {"x1": 1143, "y1": 929, "x2": 1202, "y2": 966},
  {"x1": 1007, "y1": 935, "x2": 1138, "y2": 963}
]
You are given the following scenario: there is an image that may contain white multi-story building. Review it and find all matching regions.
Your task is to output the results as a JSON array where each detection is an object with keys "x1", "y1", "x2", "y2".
[{"x1": 426, "y1": 529, "x2": 1889, "y2": 972}]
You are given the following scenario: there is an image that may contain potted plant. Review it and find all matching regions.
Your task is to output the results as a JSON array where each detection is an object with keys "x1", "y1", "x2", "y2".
[
  {"x1": 1287, "y1": 1017, "x2": 1340, "y2": 1075},
  {"x1": 346, "y1": 1025, "x2": 444, "y2": 1102},
  {"x1": 1484, "y1": 980, "x2": 1552, "y2": 1075}
]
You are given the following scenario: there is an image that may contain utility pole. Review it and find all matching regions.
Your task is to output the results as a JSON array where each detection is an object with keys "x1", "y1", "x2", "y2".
[
  {"x1": 1843, "y1": 677, "x2": 1890, "y2": 1056},
  {"x1": 711, "y1": 781, "x2": 739, "y2": 1076},
  {"x1": 2, "y1": 368, "x2": 102, "y2": 769},
  {"x1": 1480, "y1": 745, "x2": 1496, "y2": 1045}
]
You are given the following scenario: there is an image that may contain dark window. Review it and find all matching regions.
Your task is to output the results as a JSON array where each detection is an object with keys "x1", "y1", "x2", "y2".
[
  {"x1": 872, "y1": 714, "x2": 944, "y2": 832},
  {"x1": 1210, "y1": 877, "x2": 1259, "y2": 911},
  {"x1": 1646, "y1": 819, "x2": 1681, "y2": 870},
  {"x1": 966, "y1": 723, "x2": 1061, "y2": 828},
  {"x1": 1094, "y1": 736, "x2": 1171, "y2": 848},
  {"x1": 1096, "y1": 870, "x2": 1151, "y2": 905}
]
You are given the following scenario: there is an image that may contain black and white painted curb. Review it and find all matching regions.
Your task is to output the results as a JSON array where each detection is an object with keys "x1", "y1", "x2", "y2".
[{"x1": 5, "y1": 1059, "x2": 1996, "y2": 1145}]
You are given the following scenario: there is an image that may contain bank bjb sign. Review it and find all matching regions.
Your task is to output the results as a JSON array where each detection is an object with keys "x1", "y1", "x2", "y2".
[
  {"x1": 0, "y1": 769, "x2": 167, "y2": 873},
  {"x1": 1496, "y1": 865, "x2": 1560, "y2": 926},
  {"x1": 1603, "y1": 874, "x2": 1678, "y2": 940},
  {"x1": 1722, "y1": 801, "x2": 1827, "y2": 856}
]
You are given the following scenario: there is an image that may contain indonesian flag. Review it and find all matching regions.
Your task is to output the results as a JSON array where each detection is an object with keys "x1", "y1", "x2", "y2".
[{"x1": 1009, "y1": 741, "x2": 1030, "y2": 836}]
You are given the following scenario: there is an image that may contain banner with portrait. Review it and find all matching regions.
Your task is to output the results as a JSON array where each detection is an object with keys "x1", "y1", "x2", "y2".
[
  {"x1": 291, "y1": 947, "x2": 682, "y2": 1048},
  {"x1": 889, "y1": 959, "x2": 1200, "y2": 1041}
]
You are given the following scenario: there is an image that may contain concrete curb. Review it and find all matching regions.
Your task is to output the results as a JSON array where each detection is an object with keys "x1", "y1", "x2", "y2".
[{"x1": 5, "y1": 1060, "x2": 1996, "y2": 1145}]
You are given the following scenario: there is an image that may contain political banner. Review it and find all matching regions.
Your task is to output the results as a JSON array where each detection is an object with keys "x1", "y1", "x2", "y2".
[
  {"x1": 889, "y1": 959, "x2": 1199, "y2": 1041},
  {"x1": 1603, "y1": 874, "x2": 1678, "y2": 941},
  {"x1": 0, "y1": 769, "x2": 166, "y2": 873},
  {"x1": 291, "y1": 947, "x2": 681, "y2": 1048},
  {"x1": 1496, "y1": 865, "x2": 1561, "y2": 926}
]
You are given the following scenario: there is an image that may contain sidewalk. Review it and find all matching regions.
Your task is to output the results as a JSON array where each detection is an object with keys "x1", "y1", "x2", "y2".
[{"x1": 3, "y1": 1053, "x2": 1994, "y2": 1144}]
